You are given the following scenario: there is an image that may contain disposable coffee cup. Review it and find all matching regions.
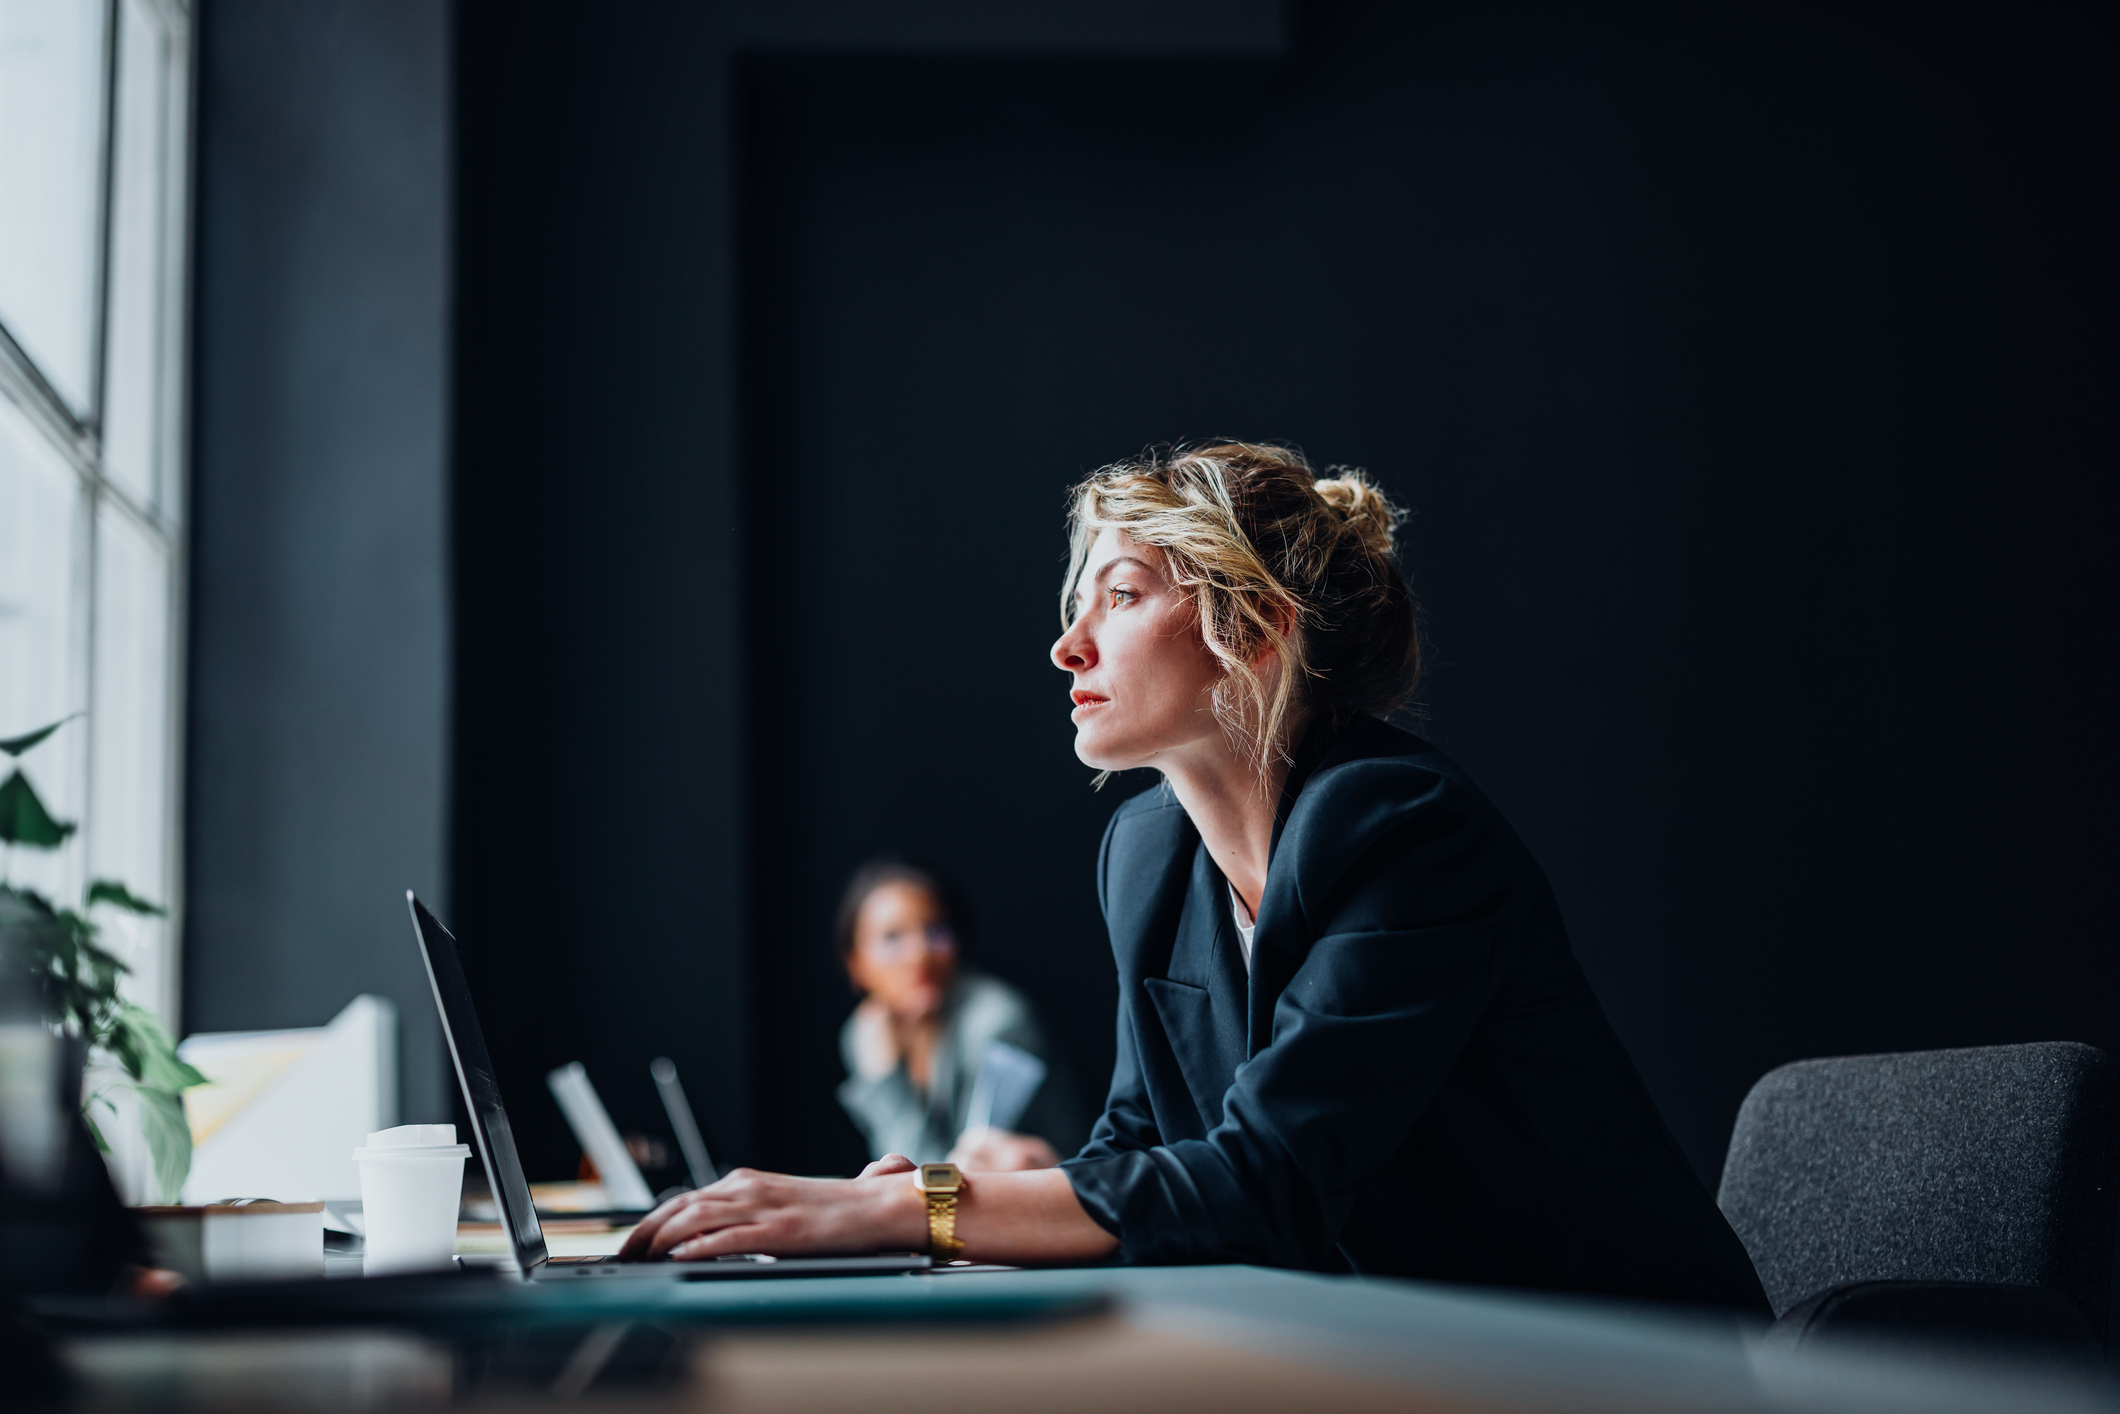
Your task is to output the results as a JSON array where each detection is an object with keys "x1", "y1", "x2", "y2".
[{"x1": 352, "y1": 1123, "x2": 471, "y2": 1275}]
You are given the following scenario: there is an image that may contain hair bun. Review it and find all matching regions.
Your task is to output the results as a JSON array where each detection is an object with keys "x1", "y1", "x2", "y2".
[{"x1": 1314, "y1": 470, "x2": 1405, "y2": 555}]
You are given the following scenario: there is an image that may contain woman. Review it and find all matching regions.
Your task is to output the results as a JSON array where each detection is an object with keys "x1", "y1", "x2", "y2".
[
  {"x1": 834, "y1": 858, "x2": 1083, "y2": 1171},
  {"x1": 625, "y1": 442, "x2": 1768, "y2": 1310}
]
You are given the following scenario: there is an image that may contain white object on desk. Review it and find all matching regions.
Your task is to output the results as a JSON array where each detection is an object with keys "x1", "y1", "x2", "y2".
[
  {"x1": 178, "y1": 995, "x2": 397, "y2": 1204},
  {"x1": 352, "y1": 1124, "x2": 469, "y2": 1275},
  {"x1": 546, "y1": 1061, "x2": 656, "y2": 1210},
  {"x1": 138, "y1": 1202, "x2": 326, "y2": 1281}
]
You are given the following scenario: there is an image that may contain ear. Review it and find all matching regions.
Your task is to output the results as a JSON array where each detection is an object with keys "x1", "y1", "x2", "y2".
[{"x1": 1249, "y1": 596, "x2": 1301, "y2": 668}]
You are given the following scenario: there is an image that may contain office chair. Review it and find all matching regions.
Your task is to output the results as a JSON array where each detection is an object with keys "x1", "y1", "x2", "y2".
[{"x1": 1718, "y1": 1041, "x2": 2118, "y2": 1358}]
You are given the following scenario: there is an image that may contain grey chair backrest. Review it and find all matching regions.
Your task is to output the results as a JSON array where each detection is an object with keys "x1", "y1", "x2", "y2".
[{"x1": 1718, "y1": 1042, "x2": 2117, "y2": 1335}]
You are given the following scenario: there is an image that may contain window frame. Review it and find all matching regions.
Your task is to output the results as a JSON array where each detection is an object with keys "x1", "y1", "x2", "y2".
[{"x1": 0, "y1": 0, "x2": 196, "y2": 1027}]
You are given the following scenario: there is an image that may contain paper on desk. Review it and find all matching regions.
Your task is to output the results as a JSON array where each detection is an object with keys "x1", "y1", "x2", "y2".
[{"x1": 962, "y1": 1040, "x2": 1046, "y2": 1137}]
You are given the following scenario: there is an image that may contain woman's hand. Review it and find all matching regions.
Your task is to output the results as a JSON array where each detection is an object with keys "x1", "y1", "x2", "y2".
[
  {"x1": 858, "y1": 1153, "x2": 918, "y2": 1179},
  {"x1": 619, "y1": 1157, "x2": 1119, "y2": 1267},
  {"x1": 948, "y1": 1127, "x2": 1060, "y2": 1172},
  {"x1": 122, "y1": 1266, "x2": 187, "y2": 1298},
  {"x1": 617, "y1": 1161, "x2": 925, "y2": 1262},
  {"x1": 847, "y1": 997, "x2": 900, "y2": 1080}
]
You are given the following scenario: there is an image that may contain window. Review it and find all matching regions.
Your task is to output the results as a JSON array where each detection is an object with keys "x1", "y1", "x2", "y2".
[{"x1": 0, "y1": 0, "x2": 193, "y2": 1027}]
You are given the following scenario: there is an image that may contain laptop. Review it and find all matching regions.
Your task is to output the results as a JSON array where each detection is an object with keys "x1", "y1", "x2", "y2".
[
  {"x1": 545, "y1": 1060, "x2": 657, "y2": 1213},
  {"x1": 406, "y1": 892, "x2": 929, "y2": 1282}
]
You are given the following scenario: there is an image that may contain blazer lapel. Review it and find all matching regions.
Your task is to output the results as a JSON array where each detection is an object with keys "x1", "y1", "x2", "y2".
[
  {"x1": 1149, "y1": 843, "x2": 1250, "y2": 1127},
  {"x1": 1100, "y1": 789, "x2": 1217, "y2": 1139},
  {"x1": 1248, "y1": 719, "x2": 1374, "y2": 1056},
  {"x1": 1101, "y1": 789, "x2": 1195, "y2": 986}
]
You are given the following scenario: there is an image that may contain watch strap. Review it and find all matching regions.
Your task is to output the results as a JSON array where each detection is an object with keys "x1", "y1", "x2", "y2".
[{"x1": 925, "y1": 1190, "x2": 965, "y2": 1259}]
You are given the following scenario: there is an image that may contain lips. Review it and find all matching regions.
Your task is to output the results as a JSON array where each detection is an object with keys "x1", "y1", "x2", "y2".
[{"x1": 1071, "y1": 690, "x2": 1109, "y2": 708}]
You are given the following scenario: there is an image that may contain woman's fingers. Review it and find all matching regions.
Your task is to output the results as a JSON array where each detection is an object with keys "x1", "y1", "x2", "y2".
[
  {"x1": 949, "y1": 1129, "x2": 1060, "y2": 1173},
  {"x1": 618, "y1": 1189, "x2": 698, "y2": 1259},
  {"x1": 669, "y1": 1223, "x2": 774, "y2": 1261},
  {"x1": 1011, "y1": 1135, "x2": 1062, "y2": 1170},
  {"x1": 620, "y1": 1166, "x2": 913, "y2": 1262},
  {"x1": 619, "y1": 1172, "x2": 767, "y2": 1260},
  {"x1": 642, "y1": 1195, "x2": 748, "y2": 1257},
  {"x1": 619, "y1": 1183, "x2": 719, "y2": 1259},
  {"x1": 617, "y1": 1205, "x2": 676, "y2": 1260},
  {"x1": 858, "y1": 1153, "x2": 916, "y2": 1179}
]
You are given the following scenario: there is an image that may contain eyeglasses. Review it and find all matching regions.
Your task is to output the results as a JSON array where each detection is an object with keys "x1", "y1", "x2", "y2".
[{"x1": 864, "y1": 924, "x2": 958, "y2": 961}]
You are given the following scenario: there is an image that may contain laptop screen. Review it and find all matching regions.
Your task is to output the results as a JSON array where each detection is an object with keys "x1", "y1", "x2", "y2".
[{"x1": 406, "y1": 892, "x2": 548, "y2": 1273}]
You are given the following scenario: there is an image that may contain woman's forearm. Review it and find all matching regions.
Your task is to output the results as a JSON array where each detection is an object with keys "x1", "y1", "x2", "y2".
[
  {"x1": 620, "y1": 1162, "x2": 1120, "y2": 1265},
  {"x1": 954, "y1": 1167, "x2": 1120, "y2": 1264},
  {"x1": 866, "y1": 1165, "x2": 1117, "y2": 1264}
]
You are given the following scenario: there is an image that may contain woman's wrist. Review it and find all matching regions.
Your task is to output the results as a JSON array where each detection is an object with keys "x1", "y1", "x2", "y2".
[{"x1": 869, "y1": 1168, "x2": 931, "y2": 1251}]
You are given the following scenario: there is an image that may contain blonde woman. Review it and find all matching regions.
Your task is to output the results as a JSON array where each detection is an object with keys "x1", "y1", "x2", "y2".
[{"x1": 625, "y1": 443, "x2": 1768, "y2": 1310}]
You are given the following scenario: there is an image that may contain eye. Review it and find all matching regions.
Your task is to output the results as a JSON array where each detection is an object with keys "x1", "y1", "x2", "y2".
[{"x1": 1108, "y1": 586, "x2": 1137, "y2": 609}]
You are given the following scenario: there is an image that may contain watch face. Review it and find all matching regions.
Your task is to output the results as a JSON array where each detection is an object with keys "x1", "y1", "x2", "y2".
[{"x1": 921, "y1": 1164, "x2": 961, "y2": 1190}]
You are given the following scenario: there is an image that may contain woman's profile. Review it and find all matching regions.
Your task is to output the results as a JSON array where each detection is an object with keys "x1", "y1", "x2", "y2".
[
  {"x1": 833, "y1": 858, "x2": 1083, "y2": 1171},
  {"x1": 625, "y1": 442, "x2": 1768, "y2": 1310}
]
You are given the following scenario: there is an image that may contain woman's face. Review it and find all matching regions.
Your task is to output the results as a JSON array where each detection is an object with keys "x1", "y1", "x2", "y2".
[
  {"x1": 845, "y1": 881, "x2": 958, "y2": 1020},
  {"x1": 1050, "y1": 528, "x2": 1225, "y2": 774}
]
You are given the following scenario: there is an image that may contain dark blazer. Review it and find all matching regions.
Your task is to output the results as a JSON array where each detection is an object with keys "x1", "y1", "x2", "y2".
[{"x1": 1060, "y1": 716, "x2": 1769, "y2": 1310}]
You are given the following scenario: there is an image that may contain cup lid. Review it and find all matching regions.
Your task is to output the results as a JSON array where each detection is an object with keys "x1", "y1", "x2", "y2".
[
  {"x1": 352, "y1": 1143, "x2": 470, "y2": 1160},
  {"x1": 354, "y1": 1124, "x2": 469, "y2": 1161},
  {"x1": 367, "y1": 1123, "x2": 457, "y2": 1148}
]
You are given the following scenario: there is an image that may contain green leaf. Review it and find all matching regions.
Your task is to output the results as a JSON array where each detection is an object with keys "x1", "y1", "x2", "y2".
[
  {"x1": 86, "y1": 880, "x2": 167, "y2": 917},
  {"x1": 0, "y1": 768, "x2": 75, "y2": 848},
  {"x1": 115, "y1": 1003, "x2": 207, "y2": 1092},
  {"x1": 0, "y1": 715, "x2": 77, "y2": 758},
  {"x1": 103, "y1": 1018, "x2": 148, "y2": 1082},
  {"x1": 133, "y1": 1085, "x2": 195, "y2": 1204},
  {"x1": 80, "y1": 1094, "x2": 114, "y2": 1154}
]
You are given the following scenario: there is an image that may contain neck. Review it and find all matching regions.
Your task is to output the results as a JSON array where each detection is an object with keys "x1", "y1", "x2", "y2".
[{"x1": 1156, "y1": 727, "x2": 1297, "y2": 918}]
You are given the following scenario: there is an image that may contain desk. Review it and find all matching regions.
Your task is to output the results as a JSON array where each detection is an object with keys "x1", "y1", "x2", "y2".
[{"x1": 57, "y1": 1266, "x2": 2117, "y2": 1414}]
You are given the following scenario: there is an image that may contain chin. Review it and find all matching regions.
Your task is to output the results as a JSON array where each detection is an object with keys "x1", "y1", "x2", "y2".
[
  {"x1": 1072, "y1": 737, "x2": 1131, "y2": 773},
  {"x1": 1074, "y1": 725, "x2": 1161, "y2": 776}
]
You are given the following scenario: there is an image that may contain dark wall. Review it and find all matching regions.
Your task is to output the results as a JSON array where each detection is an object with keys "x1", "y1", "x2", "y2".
[
  {"x1": 740, "y1": 6, "x2": 2116, "y2": 1182},
  {"x1": 187, "y1": 0, "x2": 452, "y2": 1122},
  {"x1": 450, "y1": 0, "x2": 752, "y2": 1187},
  {"x1": 455, "y1": 1, "x2": 2115, "y2": 1185},
  {"x1": 451, "y1": 1, "x2": 1280, "y2": 1182}
]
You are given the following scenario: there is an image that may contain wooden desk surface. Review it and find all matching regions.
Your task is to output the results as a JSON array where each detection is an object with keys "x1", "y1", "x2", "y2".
[{"x1": 57, "y1": 1265, "x2": 2116, "y2": 1414}]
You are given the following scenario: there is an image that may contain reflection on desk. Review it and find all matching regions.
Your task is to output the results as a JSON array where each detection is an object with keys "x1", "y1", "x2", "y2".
[
  {"x1": 56, "y1": 1266, "x2": 2120, "y2": 1414},
  {"x1": 452, "y1": 1219, "x2": 635, "y2": 1265}
]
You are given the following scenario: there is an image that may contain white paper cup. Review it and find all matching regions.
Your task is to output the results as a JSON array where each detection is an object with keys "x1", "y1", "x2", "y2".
[{"x1": 353, "y1": 1124, "x2": 470, "y2": 1275}]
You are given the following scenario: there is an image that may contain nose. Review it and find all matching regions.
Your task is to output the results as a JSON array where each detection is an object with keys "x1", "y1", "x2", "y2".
[{"x1": 1052, "y1": 616, "x2": 1095, "y2": 673}]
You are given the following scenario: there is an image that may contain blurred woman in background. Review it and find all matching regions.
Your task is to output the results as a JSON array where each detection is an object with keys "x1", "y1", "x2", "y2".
[{"x1": 834, "y1": 859, "x2": 1083, "y2": 1172}]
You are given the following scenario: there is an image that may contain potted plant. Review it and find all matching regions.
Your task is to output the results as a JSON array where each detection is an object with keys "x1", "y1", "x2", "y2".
[{"x1": 0, "y1": 717, "x2": 205, "y2": 1203}]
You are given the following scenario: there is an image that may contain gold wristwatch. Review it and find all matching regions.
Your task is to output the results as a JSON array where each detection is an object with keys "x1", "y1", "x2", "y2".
[{"x1": 914, "y1": 1162, "x2": 967, "y2": 1260}]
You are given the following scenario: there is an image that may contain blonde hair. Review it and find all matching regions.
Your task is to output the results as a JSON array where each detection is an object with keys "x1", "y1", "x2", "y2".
[{"x1": 1061, "y1": 441, "x2": 1419, "y2": 777}]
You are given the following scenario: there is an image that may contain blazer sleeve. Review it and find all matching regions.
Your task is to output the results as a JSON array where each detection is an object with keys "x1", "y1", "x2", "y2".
[
  {"x1": 1067, "y1": 796, "x2": 1169, "y2": 1171},
  {"x1": 1065, "y1": 763, "x2": 1526, "y2": 1267},
  {"x1": 1071, "y1": 987, "x2": 1162, "y2": 1164}
]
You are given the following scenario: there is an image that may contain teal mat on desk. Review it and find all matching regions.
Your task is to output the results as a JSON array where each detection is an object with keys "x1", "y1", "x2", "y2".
[
  {"x1": 531, "y1": 1270, "x2": 1113, "y2": 1326},
  {"x1": 39, "y1": 1267, "x2": 1114, "y2": 1333}
]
